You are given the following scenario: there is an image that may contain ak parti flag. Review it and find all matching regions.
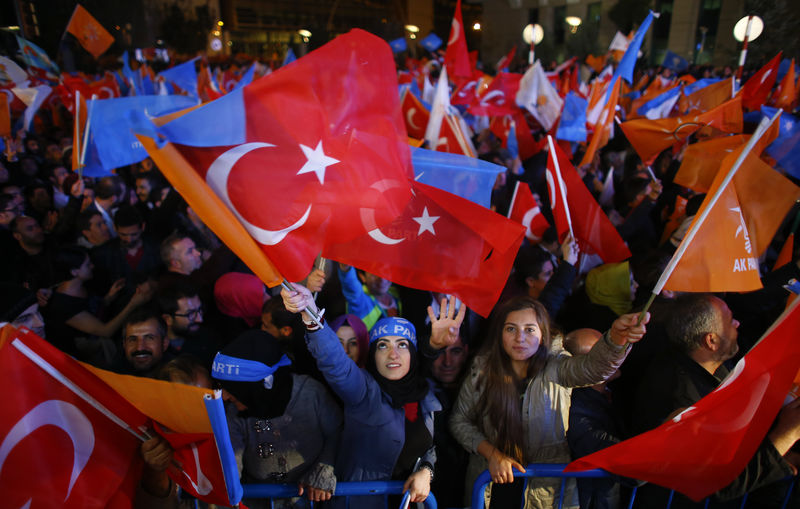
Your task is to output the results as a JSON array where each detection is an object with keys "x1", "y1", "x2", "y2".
[
  {"x1": 567, "y1": 299, "x2": 800, "y2": 501},
  {"x1": 546, "y1": 136, "x2": 631, "y2": 263},
  {"x1": 65, "y1": 5, "x2": 115, "y2": 59},
  {"x1": 673, "y1": 134, "x2": 749, "y2": 193},
  {"x1": 679, "y1": 77, "x2": 733, "y2": 114},
  {"x1": 140, "y1": 30, "x2": 413, "y2": 284},
  {"x1": 0, "y1": 324, "x2": 242, "y2": 507},
  {"x1": 620, "y1": 96, "x2": 742, "y2": 163},
  {"x1": 741, "y1": 52, "x2": 782, "y2": 111},
  {"x1": 324, "y1": 179, "x2": 525, "y2": 317},
  {"x1": 508, "y1": 180, "x2": 550, "y2": 242},
  {"x1": 444, "y1": 0, "x2": 472, "y2": 80}
]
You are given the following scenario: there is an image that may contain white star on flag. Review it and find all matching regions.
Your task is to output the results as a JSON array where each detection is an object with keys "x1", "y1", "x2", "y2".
[
  {"x1": 413, "y1": 206, "x2": 439, "y2": 236},
  {"x1": 297, "y1": 141, "x2": 339, "y2": 184}
]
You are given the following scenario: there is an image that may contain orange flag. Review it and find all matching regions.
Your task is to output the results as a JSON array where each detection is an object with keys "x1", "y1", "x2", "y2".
[
  {"x1": 579, "y1": 78, "x2": 621, "y2": 167},
  {"x1": 673, "y1": 134, "x2": 749, "y2": 193},
  {"x1": 65, "y1": 4, "x2": 115, "y2": 59},
  {"x1": 774, "y1": 233, "x2": 794, "y2": 270},
  {"x1": 773, "y1": 59, "x2": 796, "y2": 112},
  {"x1": 678, "y1": 77, "x2": 733, "y2": 114},
  {"x1": 620, "y1": 96, "x2": 742, "y2": 163},
  {"x1": 0, "y1": 94, "x2": 9, "y2": 138},
  {"x1": 585, "y1": 54, "x2": 606, "y2": 73},
  {"x1": 659, "y1": 194, "x2": 688, "y2": 245}
]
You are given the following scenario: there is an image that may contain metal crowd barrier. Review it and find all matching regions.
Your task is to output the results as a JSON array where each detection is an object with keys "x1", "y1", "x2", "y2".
[
  {"x1": 469, "y1": 463, "x2": 798, "y2": 509},
  {"x1": 242, "y1": 480, "x2": 438, "y2": 508}
]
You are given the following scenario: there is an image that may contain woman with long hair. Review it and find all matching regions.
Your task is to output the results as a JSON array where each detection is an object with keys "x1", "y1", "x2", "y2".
[
  {"x1": 281, "y1": 284, "x2": 464, "y2": 507},
  {"x1": 449, "y1": 296, "x2": 648, "y2": 508}
]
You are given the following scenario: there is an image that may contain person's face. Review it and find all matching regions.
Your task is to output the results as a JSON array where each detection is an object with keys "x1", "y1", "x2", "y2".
[
  {"x1": 117, "y1": 223, "x2": 143, "y2": 250},
  {"x1": 25, "y1": 139, "x2": 39, "y2": 153},
  {"x1": 171, "y1": 296, "x2": 203, "y2": 335},
  {"x1": 4, "y1": 186, "x2": 25, "y2": 214},
  {"x1": 72, "y1": 256, "x2": 93, "y2": 281},
  {"x1": 528, "y1": 260, "x2": 554, "y2": 298},
  {"x1": 374, "y1": 336, "x2": 411, "y2": 380},
  {"x1": 20, "y1": 158, "x2": 38, "y2": 177},
  {"x1": 501, "y1": 308, "x2": 542, "y2": 363},
  {"x1": 30, "y1": 187, "x2": 51, "y2": 211},
  {"x1": 84, "y1": 214, "x2": 110, "y2": 246},
  {"x1": 712, "y1": 298, "x2": 740, "y2": 361},
  {"x1": 336, "y1": 325, "x2": 360, "y2": 363},
  {"x1": 14, "y1": 216, "x2": 44, "y2": 246},
  {"x1": 363, "y1": 272, "x2": 392, "y2": 296},
  {"x1": 12, "y1": 302, "x2": 46, "y2": 338},
  {"x1": 123, "y1": 319, "x2": 168, "y2": 372},
  {"x1": 52, "y1": 166, "x2": 69, "y2": 187},
  {"x1": 431, "y1": 337, "x2": 468, "y2": 385},
  {"x1": 46, "y1": 144, "x2": 62, "y2": 161},
  {"x1": 172, "y1": 238, "x2": 202, "y2": 274},
  {"x1": 135, "y1": 178, "x2": 152, "y2": 203}
]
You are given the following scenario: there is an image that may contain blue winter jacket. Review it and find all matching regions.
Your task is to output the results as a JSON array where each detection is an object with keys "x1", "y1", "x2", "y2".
[{"x1": 305, "y1": 326, "x2": 440, "y2": 485}]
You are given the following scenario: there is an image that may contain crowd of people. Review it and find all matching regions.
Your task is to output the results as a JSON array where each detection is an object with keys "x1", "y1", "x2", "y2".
[{"x1": 1, "y1": 54, "x2": 800, "y2": 509}]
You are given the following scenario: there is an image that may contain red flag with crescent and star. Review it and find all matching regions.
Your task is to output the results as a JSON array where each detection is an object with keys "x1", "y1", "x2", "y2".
[
  {"x1": 139, "y1": 30, "x2": 414, "y2": 284},
  {"x1": 0, "y1": 324, "x2": 243, "y2": 508},
  {"x1": 468, "y1": 72, "x2": 521, "y2": 117},
  {"x1": 324, "y1": 179, "x2": 525, "y2": 317},
  {"x1": 508, "y1": 180, "x2": 550, "y2": 242},
  {"x1": 741, "y1": 52, "x2": 782, "y2": 111},
  {"x1": 401, "y1": 88, "x2": 430, "y2": 140},
  {"x1": 444, "y1": 0, "x2": 472, "y2": 81}
]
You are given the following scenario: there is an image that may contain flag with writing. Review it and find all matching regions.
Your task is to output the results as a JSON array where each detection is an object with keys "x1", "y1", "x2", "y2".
[{"x1": 566, "y1": 300, "x2": 800, "y2": 501}]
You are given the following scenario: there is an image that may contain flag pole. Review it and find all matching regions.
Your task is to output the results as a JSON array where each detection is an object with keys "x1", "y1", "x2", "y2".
[
  {"x1": 637, "y1": 109, "x2": 782, "y2": 322},
  {"x1": 281, "y1": 280, "x2": 324, "y2": 327},
  {"x1": 546, "y1": 135, "x2": 575, "y2": 240},
  {"x1": 507, "y1": 181, "x2": 521, "y2": 219},
  {"x1": 73, "y1": 90, "x2": 81, "y2": 170},
  {"x1": 78, "y1": 93, "x2": 97, "y2": 179}
]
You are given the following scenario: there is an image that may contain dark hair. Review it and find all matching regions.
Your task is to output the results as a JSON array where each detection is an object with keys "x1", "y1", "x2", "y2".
[
  {"x1": 122, "y1": 306, "x2": 166, "y2": 339},
  {"x1": 262, "y1": 296, "x2": 303, "y2": 341},
  {"x1": 477, "y1": 296, "x2": 552, "y2": 463},
  {"x1": 157, "y1": 281, "x2": 199, "y2": 316},
  {"x1": 95, "y1": 176, "x2": 122, "y2": 200},
  {"x1": 114, "y1": 204, "x2": 144, "y2": 229},
  {"x1": 514, "y1": 245, "x2": 554, "y2": 287},
  {"x1": 666, "y1": 293, "x2": 718, "y2": 354},
  {"x1": 0, "y1": 194, "x2": 14, "y2": 212},
  {"x1": 158, "y1": 355, "x2": 209, "y2": 385},
  {"x1": 54, "y1": 245, "x2": 89, "y2": 282},
  {"x1": 76, "y1": 208, "x2": 102, "y2": 235}
]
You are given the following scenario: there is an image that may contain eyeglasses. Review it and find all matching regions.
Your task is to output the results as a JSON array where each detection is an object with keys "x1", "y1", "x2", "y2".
[{"x1": 173, "y1": 307, "x2": 203, "y2": 320}]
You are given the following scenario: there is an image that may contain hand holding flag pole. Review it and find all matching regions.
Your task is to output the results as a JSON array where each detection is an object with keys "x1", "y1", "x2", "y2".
[
  {"x1": 636, "y1": 109, "x2": 783, "y2": 324},
  {"x1": 546, "y1": 135, "x2": 575, "y2": 240}
]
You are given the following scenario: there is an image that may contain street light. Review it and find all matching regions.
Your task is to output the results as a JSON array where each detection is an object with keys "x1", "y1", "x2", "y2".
[
  {"x1": 404, "y1": 24, "x2": 419, "y2": 33},
  {"x1": 565, "y1": 16, "x2": 582, "y2": 34},
  {"x1": 733, "y1": 15, "x2": 763, "y2": 82},
  {"x1": 473, "y1": 22, "x2": 481, "y2": 31},
  {"x1": 522, "y1": 23, "x2": 544, "y2": 65}
]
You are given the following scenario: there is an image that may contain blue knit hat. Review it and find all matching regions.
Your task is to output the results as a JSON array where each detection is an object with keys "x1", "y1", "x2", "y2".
[{"x1": 369, "y1": 317, "x2": 416, "y2": 346}]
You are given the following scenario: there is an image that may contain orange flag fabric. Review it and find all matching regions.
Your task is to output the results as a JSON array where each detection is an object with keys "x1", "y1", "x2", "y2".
[
  {"x1": 65, "y1": 4, "x2": 115, "y2": 59},
  {"x1": 679, "y1": 77, "x2": 733, "y2": 114},
  {"x1": 579, "y1": 78, "x2": 621, "y2": 167},
  {"x1": 773, "y1": 59, "x2": 796, "y2": 112},
  {"x1": 673, "y1": 134, "x2": 749, "y2": 193},
  {"x1": 620, "y1": 96, "x2": 742, "y2": 163}
]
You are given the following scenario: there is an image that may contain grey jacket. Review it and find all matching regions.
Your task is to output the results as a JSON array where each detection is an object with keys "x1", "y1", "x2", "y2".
[{"x1": 450, "y1": 331, "x2": 630, "y2": 509}]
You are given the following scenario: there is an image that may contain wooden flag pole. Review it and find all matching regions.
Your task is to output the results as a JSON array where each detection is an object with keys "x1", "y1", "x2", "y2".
[
  {"x1": 546, "y1": 135, "x2": 575, "y2": 241},
  {"x1": 637, "y1": 109, "x2": 782, "y2": 323}
]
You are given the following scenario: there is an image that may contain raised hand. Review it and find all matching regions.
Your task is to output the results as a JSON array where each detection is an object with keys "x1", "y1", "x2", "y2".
[{"x1": 427, "y1": 296, "x2": 466, "y2": 350}]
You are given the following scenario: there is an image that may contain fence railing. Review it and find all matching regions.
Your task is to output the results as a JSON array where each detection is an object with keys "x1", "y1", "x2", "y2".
[{"x1": 242, "y1": 480, "x2": 438, "y2": 509}]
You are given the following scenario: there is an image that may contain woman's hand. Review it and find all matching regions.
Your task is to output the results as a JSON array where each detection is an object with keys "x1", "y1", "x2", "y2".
[
  {"x1": 305, "y1": 268, "x2": 326, "y2": 293},
  {"x1": 298, "y1": 483, "x2": 333, "y2": 502},
  {"x1": 609, "y1": 312, "x2": 650, "y2": 346},
  {"x1": 560, "y1": 232, "x2": 579, "y2": 266},
  {"x1": 403, "y1": 468, "x2": 432, "y2": 503},
  {"x1": 280, "y1": 283, "x2": 318, "y2": 323},
  {"x1": 488, "y1": 448, "x2": 526, "y2": 484},
  {"x1": 427, "y1": 296, "x2": 466, "y2": 350}
]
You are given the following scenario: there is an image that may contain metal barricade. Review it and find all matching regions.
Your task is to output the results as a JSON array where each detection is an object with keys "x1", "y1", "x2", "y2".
[
  {"x1": 243, "y1": 480, "x2": 438, "y2": 509},
  {"x1": 469, "y1": 463, "x2": 798, "y2": 509}
]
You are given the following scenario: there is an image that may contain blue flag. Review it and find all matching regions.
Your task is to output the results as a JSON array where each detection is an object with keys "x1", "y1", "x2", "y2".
[
  {"x1": 662, "y1": 50, "x2": 688, "y2": 72},
  {"x1": 777, "y1": 58, "x2": 792, "y2": 82},
  {"x1": 282, "y1": 48, "x2": 296, "y2": 67},
  {"x1": 410, "y1": 146, "x2": 504, "y2": 209},
  {"x1": 507, "y1": 121, "x2": 519, "y2": 161},
  {"x1": 420, "y1": 33, "x2": 443, "y2": 52},
  {"x1": 556, "y1": 92, "x2": 588, "y2": 142},
  {"x1": 233, "y1": 63, "x2": 256, "y2": 91},
  {"x1": 16, "y1": 36, "x2": 59, "y2": 75},
  {"x1": 683, "y1": 77, "x2": 721, "y2": 96},
  {"x1": 390, "y1": 37, "x2": 408, "y2": 53},
  {"x1": 762, "y1": 107, "x2": 800, "y2": 180},
  {"x1": 141, "y1": 74, "x2": 155, "y2": 96},
  {"x1": 613, "y1": 11, "x2": 656, "y2": 86},
  {"x1": 637, "y1": 86, "x2": 681, "y2": 118},
  {"x1": 159, "y1": 57, "x2": 199, "y2": 98},
  {"x1": 87, "y1": 95, "x2": 197, "y2": 171},
  {"x1": 121, "y1": 51, "x2": 143, "y2": 96}
]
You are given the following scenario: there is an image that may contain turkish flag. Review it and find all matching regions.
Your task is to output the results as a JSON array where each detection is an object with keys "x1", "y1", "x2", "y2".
[
  {"x1": 620, "y1": 96, "x2": 743, "y2": 163},
  {"x1": 431, "y1": 114, "x2": 476, "y2": 157},
  {"x1": 508, "y1": 180, "x2": 550, "y2": 242},
  {"x1": 468, "y1": 72, "x2": 521, "y2": 117},
  {"x1": 142, "y1": 30, "x2": 413, "y2": 284},
  {"x1": 450, "y1": 73, "x2": 483, "y2": 107},
  {"x1": 444, "y1": 0, "x2": 472, "y2": 80},
  {"x1": 496, "y1": 46, "x2": 516, "y2": 72},
  {"x1": 673, "y1": 134, "x2": 749, "y2": 193},
  {"x1": 401, "y1": 88, "x2": 430, "y2": 140},
  {"x1": 324, "y1": 179, "x2": 525, "y2": 317},
  {"x1": 678, "y1": 78, "x2": 732, "y2": 114},
  {"x1": 546, "y1": 136, "x2": 631, "y2": 263},
  {"x1": 741, "y1": 52, "x2": 782, "y2": 111},
  {"x1": 566, "y1": 300, "x2": 800, "y2": 501},
  {"x1": 772, "y1": 58, "x2": 796, "y2": 112},
  {"x1": 0, "y1": 325, "x2": 145, "y2": 508}
]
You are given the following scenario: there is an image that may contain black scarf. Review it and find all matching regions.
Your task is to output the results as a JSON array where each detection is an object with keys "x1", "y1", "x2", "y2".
[
  {"x1": 366, "y1": 342, "x2": 429, "y2": 408},
  {"x1": 216, "y1": 330, "x2": 294, "y2": 420}
]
